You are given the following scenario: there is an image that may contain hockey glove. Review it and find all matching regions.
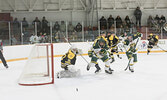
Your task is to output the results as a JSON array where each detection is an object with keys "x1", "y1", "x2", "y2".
[{"x1": 88, "y1": 50, "x2": 93, "y2": 57}]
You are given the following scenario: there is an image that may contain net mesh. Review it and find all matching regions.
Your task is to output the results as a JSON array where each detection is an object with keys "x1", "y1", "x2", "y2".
[{"x1": 18, "y1": 43, "x2": 54, "y2": 85}]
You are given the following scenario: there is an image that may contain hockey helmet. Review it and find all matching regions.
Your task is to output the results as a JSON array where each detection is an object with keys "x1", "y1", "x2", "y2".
[
  {"x1": 107, "y1": 31, "x2": 111, "y2": 35},
  {"x1": 100, "y1": 31, "x2": 106, "y2": 35},
  {"x1": 98, "y1": 38, "x2": 105, "y2": 48},
  {"x1": 137, "y1": 32, "x2": 143, "y2": 37},
  {"x1": 149, "y1": 33, "x2": 153, "y2": 36},
  {"x1": 127, "y1": 34, "x2": 133, "y2": 41}
]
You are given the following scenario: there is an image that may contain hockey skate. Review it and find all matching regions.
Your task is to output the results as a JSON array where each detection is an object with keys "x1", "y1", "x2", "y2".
[
  {"x1": 109, "y1": 68, "x2": 114, "y2": 72},
  {"x1": 117, "y1": 55, "x2": 122, "y2": 59},
  {"x1": 110, "y1": 58, "x2": 115, "y2": 63},
  {"x1": 105, "y1": 67, "x2": 113, "y2": 74},
  {"x1": 147, "y1": 50, "x2": 150, "y2": 55},
  {"x1": 4, "y1": 65, "x2": 9, "y2": 69},
  {"x1": 129, "y1": 66, "x2": 134, "y2": 73},
  {"x1": 87, "y1": 64, "x2": 90, "y2": 71},
  {"x1": 95, "y1": 64, "x2": 101, "y2": 73}
]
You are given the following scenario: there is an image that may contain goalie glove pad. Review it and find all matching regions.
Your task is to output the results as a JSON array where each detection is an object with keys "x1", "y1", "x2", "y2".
[{"x1": 61, "y1": 63, "x2": 68, "y2": 70}]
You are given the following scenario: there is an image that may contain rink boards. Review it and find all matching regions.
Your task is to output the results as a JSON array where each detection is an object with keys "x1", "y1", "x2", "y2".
[{"x1": 0, "y1": 39, "x2": 167, "y2": 63}]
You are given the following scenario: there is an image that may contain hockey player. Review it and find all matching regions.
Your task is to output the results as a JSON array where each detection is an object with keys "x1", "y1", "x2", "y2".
[
  {"x1": 87, "y1": 37, "x2": 113, "y2": 74},
  {"x1": 107, "y1": 32, "x2": 122, "y2": 63},
  {"x1": 0, "y1": 40, "x2": 8, "y2": 68},
  {"x1": 133, "y1": 32, "x2": 143, "y2": 40},
  {"x1": 124, "y1": 32, "x2": 142, "y2": 72},
  {"x1": 57, "y1": 45, "x2": 82, "y2": 78},
  {"x1": 147, "y1": 33, "x2": 159, "y2": 55},
  {"x1": 119, "y1": 32, "x2": 128, "y2": 42},
  {"x1": 97, "y1": 31, "x2": 107, "y2": 39}
]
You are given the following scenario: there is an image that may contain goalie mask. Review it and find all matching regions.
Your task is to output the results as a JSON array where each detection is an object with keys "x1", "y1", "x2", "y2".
[{"x1": 70, "y1": 45, "x2": 78, "y2": 54}]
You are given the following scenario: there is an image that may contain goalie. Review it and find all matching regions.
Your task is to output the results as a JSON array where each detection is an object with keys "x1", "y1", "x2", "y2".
[{"x1": 57, "y1": 45, "x2": 82, "y2": 78}]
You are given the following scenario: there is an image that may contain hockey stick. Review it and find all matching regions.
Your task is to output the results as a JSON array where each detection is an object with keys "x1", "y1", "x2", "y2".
[
  {"x1": 157, "y1": 45, "x2": 167, "y2": 52},
  {"x1": 124, "y1": 38, "x2": 139, "y2": 71},
  {"x1": 117, "y1": 43, "x2": 124, "y2": 52},
  {"x1": 124, "y1": 59, "x2": 131, "y2": 71},
  {"x1": 61, "y1": 32, "x2": 90, "y2": 64}
]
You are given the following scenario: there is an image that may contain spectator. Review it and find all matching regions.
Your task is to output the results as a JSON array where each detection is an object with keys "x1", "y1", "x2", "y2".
[
  {"x1": 154, "y1": 15, "x2": 160, "y2": 23},
  {"x1": 32, "y1": 17, "x2": 41, "y2": 35},
  {"x1": 54, "y1": 32, "x2": 59, "y2": 43},
  {"x1": 159, "y1": 15, "x2": 166, "y2": 28},
  {"x1": 134, "y1": 6, "x2": 142, "y2": 27},
  {"x1": 124, "y1": 26, "x2": 130, "y2": 33},
  {"x1": 75, "y1": 23, "x2": 82, "y2": 32},
  {"x1": 60, "y1": 21, "x2": 66, "y2": 42},
  {"x1": 13, "y1": 18, "x2": 20, "y2": 35},
  {"x1": 41, "y1": 16, "x2": 49, "y2": 34},
  {"x1": 108, "y1": 24, "x2": 115, "y2": 33},
  {"x1": 68, "y1": 22, "x2": 74, "y2": 35},
  {"x1": 117, "y1": 25, "x2": 124, "y2": 36},
  {"x1": 154, "y1": 15, "x2": 160, "y2": 30},
  {"x1": 75, "y1": 22, "x2": 82, "y2": 40},
  {"x1": 21, "y1": 17, "x2": 30, "y2": 43},
  {"x1": 38, "y1": 32, "x2": 48, "y2": 43},
  {"x1": 11, "y1": 35, "x2": 17, "y2": 45},
  {"x1": 125, "y1": 15, "x2": 131, "y2": 28},
  {"x1": 0, "y1": 18, "x2": 8, "y2": 37},
  {"x1": 29, "y1": 34, "x2": 40, "y2": 44},
  {"x1": 107, "y1": 15, "x2": 114, "y2": 29},
  {"x1": 53, "y1": 21, "x2": 60, "y2": 32},
  {"x1": 68, "y1": 22, "x2": 76, "y2": 41},
  {"x1": 99, "y1": 16, "x2": 107, "y2": 30},
  {"x1": 22, "y1": 17, "x2": 28, "y2": 31},
  {"x1": 53, "y1": 21, "x2": 60, "y2": 42},
  {"x1": 115, "y1": 16, "x2": 122, "y2": 28},
  {"x1": 87, "y1": 25, "x2": 94, "y2": 41},
  {"x1": 147, "y1": 15, "x2": 154, "y2": 28},
  {"x1": 60, "y1": 21, "x2": 66, "y2": 32}
]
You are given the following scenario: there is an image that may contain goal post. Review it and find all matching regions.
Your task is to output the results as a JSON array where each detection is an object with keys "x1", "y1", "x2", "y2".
[{"x1": 18, "y1": 43, "x2": 54, "y2": 86}]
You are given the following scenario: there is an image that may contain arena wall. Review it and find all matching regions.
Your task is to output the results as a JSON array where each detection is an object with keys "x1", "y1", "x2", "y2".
[{"x1": 11, "y1": 9, "x2": 167, "y2": 26}]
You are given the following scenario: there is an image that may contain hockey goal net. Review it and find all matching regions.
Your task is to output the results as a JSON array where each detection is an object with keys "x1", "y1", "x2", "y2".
[{"x1": 18, "y1": 43, "x2": 54, "y2": 86}]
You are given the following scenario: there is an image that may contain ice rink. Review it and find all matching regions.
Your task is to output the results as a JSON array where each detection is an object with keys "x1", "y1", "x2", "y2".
[{"x1": 0, "y1": 52, "x2": 167, "y2": 100}]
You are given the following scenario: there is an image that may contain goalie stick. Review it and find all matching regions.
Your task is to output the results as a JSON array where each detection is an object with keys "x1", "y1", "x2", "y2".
[{"x1": 124, "y1": 37, "x2": 139, "y2": 71}]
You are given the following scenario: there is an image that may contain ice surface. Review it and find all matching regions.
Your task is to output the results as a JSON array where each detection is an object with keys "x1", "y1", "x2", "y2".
[{"x1": 0, "y1": 53, "x2": 167, "y2": 100}]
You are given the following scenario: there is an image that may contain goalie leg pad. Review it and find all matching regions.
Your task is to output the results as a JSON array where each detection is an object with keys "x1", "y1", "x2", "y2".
[{"x1": 57, "y1": 69, "x2": 81, "y2": 78}]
